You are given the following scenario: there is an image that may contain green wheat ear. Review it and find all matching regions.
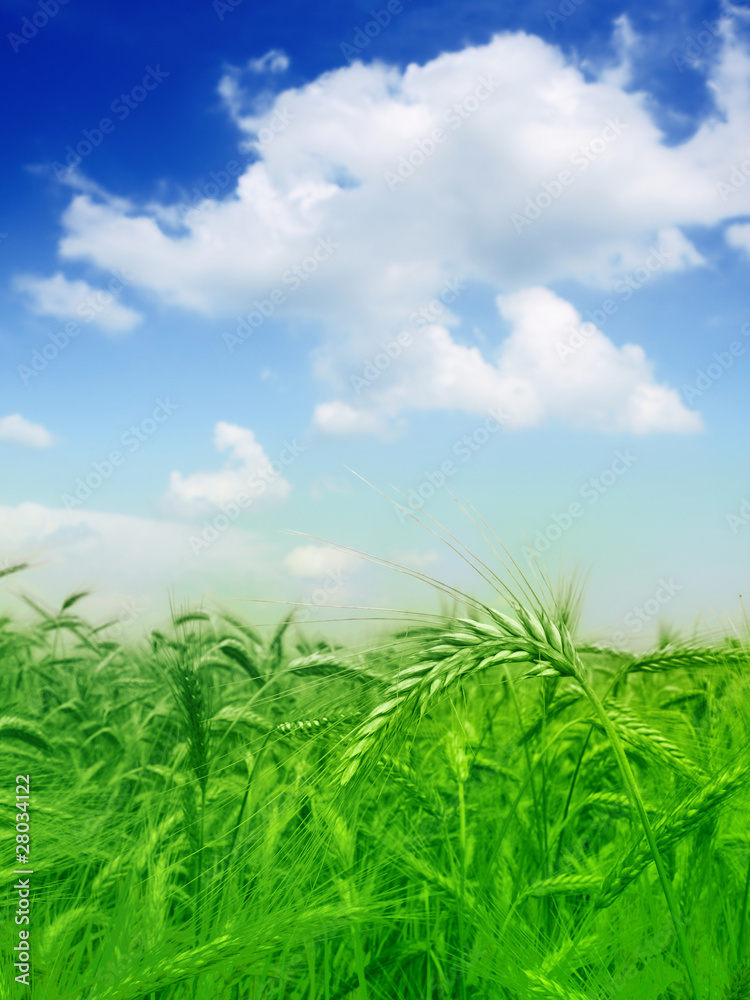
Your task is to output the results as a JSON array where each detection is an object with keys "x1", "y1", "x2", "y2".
[
  {"x1": 338, "y1": 600, "x2": 583, "y2": 785},
  {"x1": 0, "y1": 560, "x2": 29, "y2": 580},
  {"x1": 0, "y1": 716, "x2": 53, "y2": 753},
  {"x1": 595, "y1": 761, "x2": 750, "y2": 908},
  {"x1": 523, "y1": 968, "x2": 591, "y2": 1000}
]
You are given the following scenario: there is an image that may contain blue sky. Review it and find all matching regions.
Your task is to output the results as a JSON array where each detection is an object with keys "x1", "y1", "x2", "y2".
[{"x1": 1, "y1": 0, "x2": 749, "y2": 644}]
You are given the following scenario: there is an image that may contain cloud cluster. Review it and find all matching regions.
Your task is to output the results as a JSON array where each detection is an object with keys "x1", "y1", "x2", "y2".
[{"x1": 27, "y1": 21, "x2": 750, "y2": 432}]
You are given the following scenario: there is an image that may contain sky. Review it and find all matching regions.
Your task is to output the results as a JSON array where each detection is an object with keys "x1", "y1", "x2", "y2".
[{"x1": 1, "y1": 0, "x2": 749, "y2": 646}]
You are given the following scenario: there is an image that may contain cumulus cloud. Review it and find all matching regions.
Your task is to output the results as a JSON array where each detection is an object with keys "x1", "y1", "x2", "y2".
[
  {"x1": 15, "y1": 271, "x2": 142, "y2": 334},
  {"x1": 36, "y1": 23, "x2": 750, "y2": 429},
  {"x1": 315, "y1": 287, "x2": 701, "y2": 434},
  {"x1": 165, "y1": 422, "x2": 292, "y2": 516},
  {"x1": 283, "y1": 544, "x2": 357, "y2": 578},
  {"x1": 494, "y1": 287, "x2": 701, "y2": 433},
  {"x1": 0, "y1": 414, "x2": 55, "y2": 448}
]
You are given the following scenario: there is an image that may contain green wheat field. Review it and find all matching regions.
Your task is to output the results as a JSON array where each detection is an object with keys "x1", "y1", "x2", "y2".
[{"x1": 1, "y1": 528, "x2": 749, "y2": 1000}]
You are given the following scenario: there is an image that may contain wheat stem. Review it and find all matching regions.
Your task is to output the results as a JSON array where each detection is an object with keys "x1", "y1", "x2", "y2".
[{"x1": 579, "y1": 673, "x2": 701, "y2": 1000}]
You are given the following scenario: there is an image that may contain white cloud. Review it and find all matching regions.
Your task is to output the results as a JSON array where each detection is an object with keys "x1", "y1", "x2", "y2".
[
  {"x1": 726, "y1": 221, "x2": 750, "y2": 258},
  {"x1": 315, "y1": 287, "x2": 701, "y2": 434},
  {"x1": 55, "y1": 29, "x2": 750, "y2": 309},
  {"x1": 247, "y1": 49, "x2": 290, "y2": 74},
  {"x1": 0, "y1": 414, "x2": 55, "y2": 448},
  {"x1": 653, "y1": 225, "x2": 707, "y2": 271},
  {"x1": 15, "y1": 271, "x2": 142, "y2": 334},
  {"x1": 39, "y1": 24, "x2": 750, "y2": 429},
  {"x1": 166, "y1": 422, "x2": 292, "y2": 516},
  {"x1": 283, "y1": 545, "x2": 357, "y2": 578},
  {"x1": 494, "y1": 287, "x2": 701, "y2": 433}
]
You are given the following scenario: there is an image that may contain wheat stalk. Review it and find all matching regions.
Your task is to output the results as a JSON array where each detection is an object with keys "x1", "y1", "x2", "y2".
[{"x1": 340, "y1": 594, "x2": 704, "y2": 998}]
